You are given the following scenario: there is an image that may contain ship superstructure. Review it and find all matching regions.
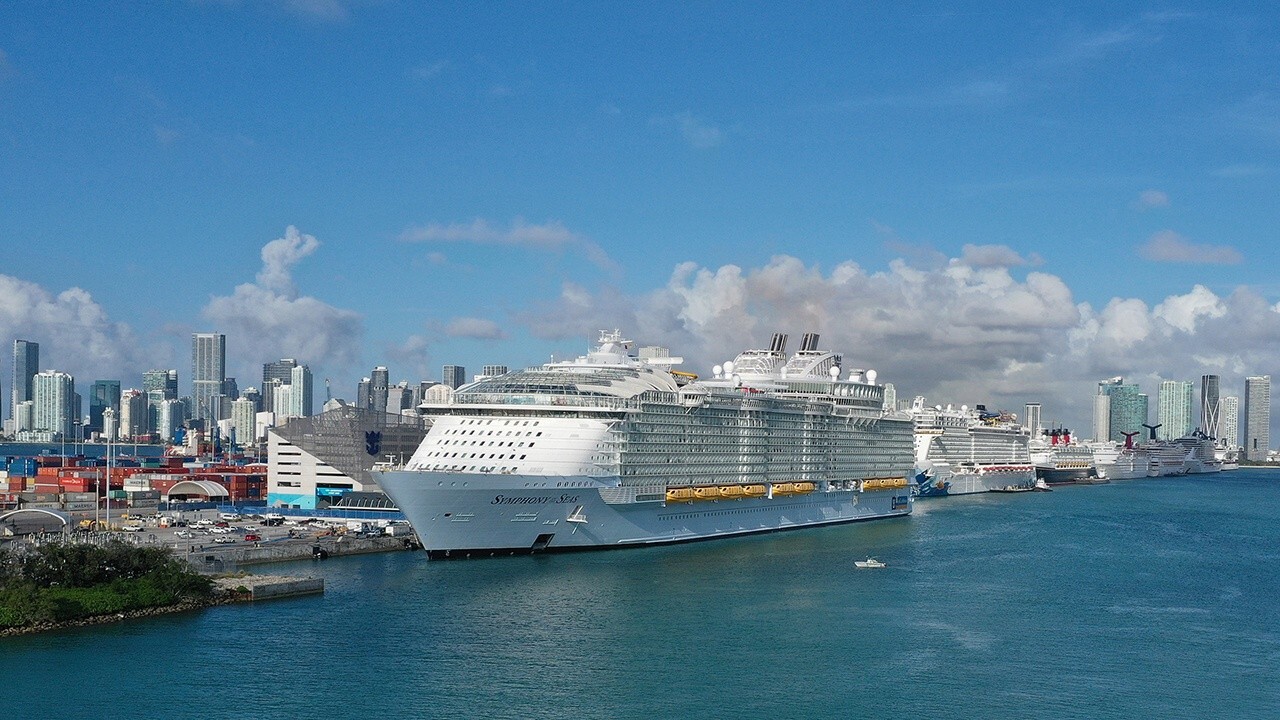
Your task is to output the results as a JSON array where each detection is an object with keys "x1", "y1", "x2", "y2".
[
  {"x1": 908, "y1": 398, "x2": 1035, "y2": 496},
  {"x1": 374, "y1": 331, "x2": 915, "y2": 558}
]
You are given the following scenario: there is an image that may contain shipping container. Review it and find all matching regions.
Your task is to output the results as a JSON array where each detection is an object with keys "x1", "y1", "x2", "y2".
[{"x1": 64, "y1": 501, "x2": 97, "y2": 511}]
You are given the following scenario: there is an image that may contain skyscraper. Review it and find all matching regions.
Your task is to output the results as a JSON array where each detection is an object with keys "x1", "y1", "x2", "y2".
[
  {"x1": 32, "y1": 370, "x2": 75, "y2": 440},
  {"x1": 1024, "y1": 402, "x2": 1042, "y2": 435},
  {"x1": 262, "y1": 359, "x2": 298, "y2": 414},
  {"x1": 1157, "y1": 380, "x2": 1194, "y2": 440},
  {"x1": 1242, "y1": 376, "x2": 1271, "y2": 462},
  {"x1": 1220, "y1": 396, "x2": 1240, "y2": 449},
  {"x1": 11, "y1": 339, "x2": 38, "y2": 422},
  {"x1": 192, "y1": 333, "x2": 226, "y2": 425},
  {"x1": 442, "y1": 365, "x2": 466, "y2": 390},
  {"x1": 119, "y1": 389, "x2": 147, "y2": 441},
  {"x1": 371, "y1": 366, "x2": 389, "y2": 414},
  {"x1": 1200, "y1": 374, "x2": 1221, "y2": 437},
  {"x1": 1098, "y1": 377, "x2": 1147, "y2": 443},
  {"x1": 89, "y1": 380, "x2": 121, "y2": 435},
  {"x1": 289, "y1": 364, "x2": 313, "y2": 418}
]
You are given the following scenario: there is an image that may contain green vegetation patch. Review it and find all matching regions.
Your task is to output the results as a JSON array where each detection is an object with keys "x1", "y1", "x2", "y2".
[{"x1": 0, "y1": 540, "x2": 214, "y2": 629}]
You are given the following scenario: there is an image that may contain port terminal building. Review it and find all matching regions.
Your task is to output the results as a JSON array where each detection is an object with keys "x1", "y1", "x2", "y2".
[{"x1": 266, "y1": 404, "x2": 429, "y2": 511}]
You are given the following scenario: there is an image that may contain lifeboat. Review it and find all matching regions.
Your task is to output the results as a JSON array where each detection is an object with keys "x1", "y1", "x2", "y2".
[
  {"x1": 693, "y1": 486, "x2": 721, "y2": 500},
  {"x1": 666, "y1": 487, "x2": 695, "y2": 502},
  {"x1": 863, "y1": 479, "x2": 882, "y2": 490},
  {"x1": 772, "y1": 482, "x2": 796, "y2": 495},
  {"x1": 793, "y1": 482, "x2": 815, "y2": 494},
  {"x1": 742, "y1": 484, "x2": 767, "y2": 497},
  {"x1": 719, "y1": 485, "x2": 744, "y2": 498}
]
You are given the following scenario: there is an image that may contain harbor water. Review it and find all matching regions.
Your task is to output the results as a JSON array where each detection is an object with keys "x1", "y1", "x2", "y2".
[{"x1": 4, "y1": 470, "x2": 1278, "y2": 719}]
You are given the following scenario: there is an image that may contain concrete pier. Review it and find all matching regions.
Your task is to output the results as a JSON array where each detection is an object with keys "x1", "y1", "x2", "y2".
[{"x1": 213, "y1": 575, "x2": 324, "y2": 600}]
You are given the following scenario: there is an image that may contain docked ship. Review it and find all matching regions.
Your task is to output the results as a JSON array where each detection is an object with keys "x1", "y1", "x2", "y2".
[
  {"x1": 908, "y1": 398, "x2": 1035, "y2": 496},
  {"x1": 1029, "y1": 429, "x2": 1100, "y2": 484},
  {"x1": 1139, "y1": 424, "x2": 1190, "y2": 477},
  {"x1": 1174, "y1": 432, "x2": 1222, "y2": 475},
  {"x1": 374, "y1": 331, "x2": 916, "y2": 558},
  {"x1": 1087, "y1": 432, "x2": 1150, "y2": 481}
]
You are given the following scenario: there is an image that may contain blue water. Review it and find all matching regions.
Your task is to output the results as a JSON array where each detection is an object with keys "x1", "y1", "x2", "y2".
[
  {"x1": 0, "y1": 442, "x2": 165, "y2": 460},
  {"x1": 4, "y1": 471, "x2": 1279, "y2": 719}
]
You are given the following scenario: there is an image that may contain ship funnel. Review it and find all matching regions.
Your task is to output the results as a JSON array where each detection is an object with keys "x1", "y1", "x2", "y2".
[
  {"x1": 769, "y1": 333, "x2": 789, "y2": 354},
  {"x1": 799, "y1": 332, "x2": 820, "y2": 352}
]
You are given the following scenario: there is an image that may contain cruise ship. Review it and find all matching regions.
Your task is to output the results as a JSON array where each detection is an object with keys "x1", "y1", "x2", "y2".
[
  {"x1": 908, "y1": 398, "x2": 1035, "y2": 496},
  {"x1": 374, "y1": 332, "x2": 916, "y2": 558},
  {"x1": 1088, "y1": 432, "x2": 1150, "y2": 481},
  {"x1": 1029, "y1": 429, "x2": 1100, "y2": 484}
]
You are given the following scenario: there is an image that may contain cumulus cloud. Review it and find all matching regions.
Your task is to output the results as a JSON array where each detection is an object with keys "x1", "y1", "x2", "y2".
[
  {"x1": 0, "y1": 275, "x2": 153, "y2": 389},
  {"x1": 203, "y1": 227, "x2": 363, "y2": 381},
  {"x1": 516, "y1": 251, "x2": 1280, "y2": 436},
  {"x1": 400, "y1": 217, "x2": 616, "y2": 271},
  {"x1": 445, "y1": 317, "x2": 506, "y2": 340},
  {"x1": 257, "y1": 225, "x2": 320, "y2": 294},
  {"x1": 1139, "y1": 230, "x2": 1243, "y2": 264},
  {"x1": 1134, "y1": 189, "x2": 1169, "y2": 209}
]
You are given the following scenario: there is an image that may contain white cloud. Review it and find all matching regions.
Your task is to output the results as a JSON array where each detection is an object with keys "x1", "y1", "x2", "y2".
[
  {"x1": 1134, "y1": 189, "x2": 1169, "y2": 209},
  {"x1": 203, "y1": 227, "x2": 363, "y2": 380},
  {"x1": 0, "y1": 275, "x2": 153, "y2": 389},
  {"x1": 400, "y1": 217, "x2": 616, "y2": 271},
  {"x1": 515, "y1": 252, "x2": 1280, "y2": 436},
  {"x1": 956, "y1": 244, "x2": 1032, "y2": 268},
  {"x1": 1154, "y1": 285, "x2": 1227, "y2": 333},
  {"x1": 445, "y1": 317, "x2": 506, "y2": 340},
  {"x1": 257, "y1": 225, "x2": 320, "y2": 295},
  {"x1": 1138, "y1": 230, "x2": 1243, "y2": 264}
]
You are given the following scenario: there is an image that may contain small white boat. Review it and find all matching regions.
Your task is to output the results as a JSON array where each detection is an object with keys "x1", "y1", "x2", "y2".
[{"x1": 854, "y1": 558, "x2": 886, "y2": 569}]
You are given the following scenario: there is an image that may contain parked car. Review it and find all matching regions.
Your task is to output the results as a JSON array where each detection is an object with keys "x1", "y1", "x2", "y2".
[
  {"x1": 244, "y1": 533, "x2": 262, "y2": 542},
  {"x1": 121, "y1": 524, "x2": 144, "y2": 532},
  {"x1": 174, "y1": 530, "x2": 195, "y2": 539},
  {"x1": 213, "y1": 536, "x2": 236, "y2": 544}
]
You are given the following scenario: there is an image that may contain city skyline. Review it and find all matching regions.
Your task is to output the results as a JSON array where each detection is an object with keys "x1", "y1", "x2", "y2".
[{"x1": 3, "y1": 5, "x2": 1280, "y2": 439}]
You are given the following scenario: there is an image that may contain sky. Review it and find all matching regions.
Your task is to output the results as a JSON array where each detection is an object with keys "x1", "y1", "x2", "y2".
[{"x1": 1, "y1": 2, "x2": 1279, "y2": 440}]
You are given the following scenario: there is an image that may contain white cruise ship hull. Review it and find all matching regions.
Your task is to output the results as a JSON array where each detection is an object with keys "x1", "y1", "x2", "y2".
[{"x1": 376, "y1": 470, "x2": 912, "y2": 558}]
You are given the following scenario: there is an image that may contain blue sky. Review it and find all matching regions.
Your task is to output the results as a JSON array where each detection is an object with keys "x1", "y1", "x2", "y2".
[{"x1": 2, "y1": 2, "x2": 1278, "y2": 437}]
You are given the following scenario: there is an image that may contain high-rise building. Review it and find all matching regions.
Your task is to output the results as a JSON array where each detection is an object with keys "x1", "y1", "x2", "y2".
[
  {"x1": 442, "y1": 365, "x2": 466, "y2": 390},
  {"x1": 1200, "y1": 374, "x2": 1221, "y2": 438},
  {"x1": 89, "y1": 380, "x2": 121, "y2": 435},
  {"x1": 119, "y1": 389, "x2": 147, "y2": 441},
  {"x1": 370, "y1": 366, "x2": 389, "y2": 414},
  {"x1": 157, "y1": 398, "x2": 185, "y2": 442},
  {"x1": 262, "y1": 359, "x2": 298, "y2": 414},
  {"x1": 231, "y1": 396, "x2": 258, "y2": 447},
  {"x1": 1158, "y1": 380, "x2": 1194, "y2": 440},
  {"x1": 1098, "y1": 377, "x2": 1147, "y2": 443},
  {"x1": 142, "y1": 369, "x2": 178, "y2": 399},
  {"x1": 356, "y1": 377, "x2": 371, "y2": 410},
  {"x1": 191, "y1": 332, "x2": 226, "y2": 425},
  {"x1": 481, "y1": 364, "x2": 509, "y2": 378},
  {"x1": 1242, "y1": 376, "x2": 1271, "y2": 462},
  {"x1": 1024, "y1": 402, "x2": 1042, "y2": 435},
  {"x1": 289, "y1": 364, "x2": 313, "y2": 418},
  {"x1": 11, "y1": 339, "x2": 38, "y2": 422},
  {"x1": 881, "y1": 383, "x2": 897, "y2": 413},
  {"x1": 32, "y1": 370, "x2": 75, "y2": 440},
  {"x1": 1221, "y1": 396, "x2": 1240, "y2": 449}
]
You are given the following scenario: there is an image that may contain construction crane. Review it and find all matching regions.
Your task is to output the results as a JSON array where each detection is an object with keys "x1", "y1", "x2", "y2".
[{"x1": 325, "y1": 377, "x2": 332, "y2": 402}]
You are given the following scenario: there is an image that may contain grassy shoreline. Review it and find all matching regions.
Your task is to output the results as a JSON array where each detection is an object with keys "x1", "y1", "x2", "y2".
[{"x1": 0, "y1": 539, "x2": 224, "y2": 636}]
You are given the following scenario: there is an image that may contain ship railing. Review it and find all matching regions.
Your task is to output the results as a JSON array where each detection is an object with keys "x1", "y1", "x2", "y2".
[{"x1": 447, "y1": 393, "x2": 631, "y2": 410}]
